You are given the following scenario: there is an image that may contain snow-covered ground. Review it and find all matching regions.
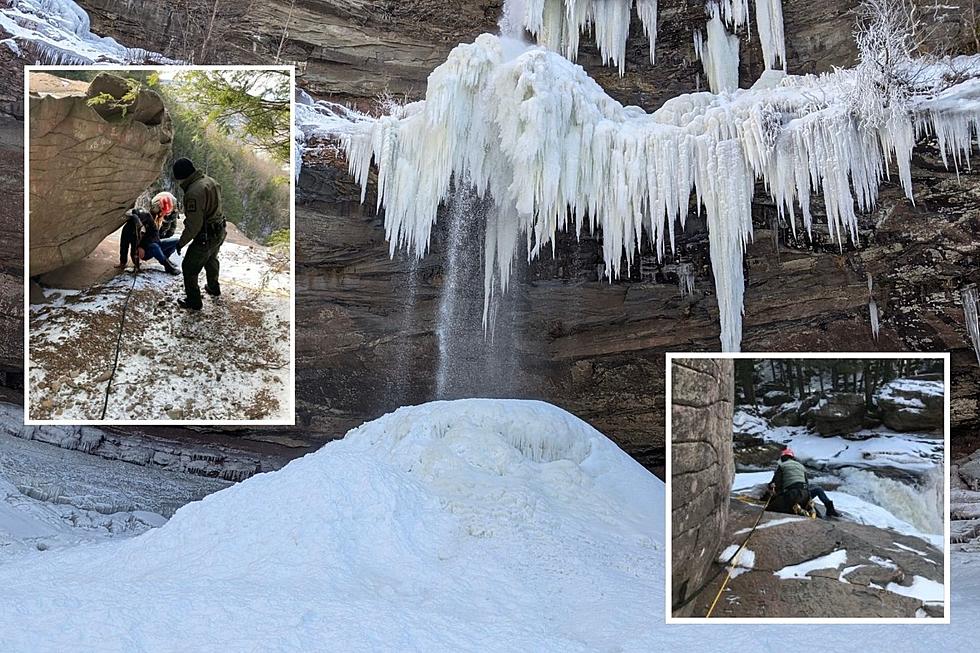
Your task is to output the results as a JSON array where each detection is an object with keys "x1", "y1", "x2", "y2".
[
  {"x1": 734, "y1": 410, "x2": 944, "y2": 473},
  {"x1": 0, "y1": 399, "x2": 662, "y2": 651},
  {"x1": 0, "y1": 398, "x2": 977, "y2": 650},
  {"x1": 28, "y1": 240, "x2": 291, "y2": 422},
  {"x1": 0, "y1": 422, "x2": 228, "y2": 562}
]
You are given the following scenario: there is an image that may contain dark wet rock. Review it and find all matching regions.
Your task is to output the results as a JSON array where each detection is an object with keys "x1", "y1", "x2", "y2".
[
  {"x1": 876, "y1": 379, "x2": 944, "y2": 432},
  {"x1": 761, "y1": 390, "x2": 793, "y2": 406},
  {"x1": 808, "y1": 393, "x2": 866, "y2": 435},
  {"x1": 670, "y1": 358, "x2": 735, "y2": 617},
  {"x1": 771, "y1": 406, "x2": 802, "y2": 427}
]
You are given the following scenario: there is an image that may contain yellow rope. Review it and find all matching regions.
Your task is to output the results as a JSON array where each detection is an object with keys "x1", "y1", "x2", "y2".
[{"x1": 705, "y1": 495, "x2": 771, "y2": 618}]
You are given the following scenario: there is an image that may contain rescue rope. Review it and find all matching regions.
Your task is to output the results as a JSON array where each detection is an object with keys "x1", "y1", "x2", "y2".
[
  {"x1": 670, "y1": 494, "x2": 771, "y2": 615},
  {"x1": 99, "y1": 272, "x2": 138, "y2": 420},
  {"x1": 705, "y1": 495, "x2": 771, "y2": 618}
]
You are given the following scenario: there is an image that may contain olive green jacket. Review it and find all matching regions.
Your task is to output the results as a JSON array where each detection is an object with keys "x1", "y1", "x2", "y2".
[
  {"x1": 771, "y1": 458, "x2": 807, "y2": 492},
  {"x1": 178, "y1": 169, "x2": 222, "y2": 249}
]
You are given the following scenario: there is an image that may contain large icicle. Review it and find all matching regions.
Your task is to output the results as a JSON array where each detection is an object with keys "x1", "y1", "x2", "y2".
[
  {"x1": 963, "y1": 286, "x2": 980, "y2": 364},
  {"x1": 297, "y1": 35, "x2": 980, "y2": 352},
  {"x1": 694, "y1": 5, "x2": 740, "y2": 94},
  {"x1": 754, "y1": 0, "x2": 786, "y2": 71},
  {"x1": 868, "y1": 273, "x2": 879, "y2": 341}
]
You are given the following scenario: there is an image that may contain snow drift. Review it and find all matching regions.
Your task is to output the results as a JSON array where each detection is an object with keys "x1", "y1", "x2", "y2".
[{"x1": 0, "y1": 400, "x2": 663, "y2": 652}]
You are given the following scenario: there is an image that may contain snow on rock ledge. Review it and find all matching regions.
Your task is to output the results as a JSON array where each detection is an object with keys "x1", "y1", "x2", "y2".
[{"x1": 0, "y1": 399, "x2": 663, "y2": 651}]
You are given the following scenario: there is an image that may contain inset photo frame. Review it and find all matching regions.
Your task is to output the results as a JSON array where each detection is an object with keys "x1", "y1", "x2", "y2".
[
  {"x1": 23, "y1": 65, "x2": 295, "y2": 425},
  {"x1": 666, "y1": 353, "x2": 950, "y2": 624}
]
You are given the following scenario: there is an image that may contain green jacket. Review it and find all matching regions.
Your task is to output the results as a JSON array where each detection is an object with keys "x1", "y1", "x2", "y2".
[
  {"x1": 178, "y1": 169, "x2": 222, "y2": 248},
  {"x1": 772, "y1": 458, "x2": 807, "y2": 492}
]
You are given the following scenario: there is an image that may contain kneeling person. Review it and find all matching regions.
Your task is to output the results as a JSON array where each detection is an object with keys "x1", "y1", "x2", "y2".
[
  {"x1": 767, "y1": 448, "x2": 839, "y2": 518},
  {"x1": 173, "y1": 158, "x2": 226, "y2": 310}
]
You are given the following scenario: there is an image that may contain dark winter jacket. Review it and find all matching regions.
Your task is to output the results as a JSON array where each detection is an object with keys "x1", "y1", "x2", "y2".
[{"x1": 137, "y1": 212, "x2": 161, "y2": 249}]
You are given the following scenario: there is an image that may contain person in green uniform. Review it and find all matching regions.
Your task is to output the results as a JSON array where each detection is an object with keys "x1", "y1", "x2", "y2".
[
  {"x1": 767, "y1": 448, "x2": 839, "y2": 517},
  {"x1": 173, "y1": 157, "x2": 226, "y2": 311}
]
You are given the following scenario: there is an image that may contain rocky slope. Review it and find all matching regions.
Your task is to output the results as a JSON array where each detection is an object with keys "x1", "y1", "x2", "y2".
[{"x1": 692, "y1": 498, "x2": 945, "y2": 618}]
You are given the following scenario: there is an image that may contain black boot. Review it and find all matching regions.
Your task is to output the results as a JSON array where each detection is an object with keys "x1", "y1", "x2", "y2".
[
  {"x1": 177, "y1": 298, "x2": 202, "y2": 311},
  {"x1": 205, "y1": 285, "x2": 221, "y2": 297},
  {"x1": 825, "y1": 501, "x2": 840, "y2": 518},
  {"x1": 163, "y1": 260, "x2": 180, "y2": 276}
]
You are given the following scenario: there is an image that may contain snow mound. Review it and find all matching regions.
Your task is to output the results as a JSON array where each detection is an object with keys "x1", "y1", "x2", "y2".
[{"x1": 0, "y1": 399, "x2": 662, "y2": 652}]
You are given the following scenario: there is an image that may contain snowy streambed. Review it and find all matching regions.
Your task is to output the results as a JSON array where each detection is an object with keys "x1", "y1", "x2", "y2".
[
  {"x1": 0, "y1": 426, "x2": 229, "y2": 563},
  {"x1": 29, "y1": 242, "x2": 291, "y2": 421}
]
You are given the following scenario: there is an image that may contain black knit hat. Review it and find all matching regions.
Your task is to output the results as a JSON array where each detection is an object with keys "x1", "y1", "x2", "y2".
[{"x1": 172, "y1": 157, "x2": 196, "y2": 180}]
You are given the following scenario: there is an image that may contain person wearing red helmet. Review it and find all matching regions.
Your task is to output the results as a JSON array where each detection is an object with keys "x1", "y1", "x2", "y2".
[{"x1": 768, "y1": 447, "x2": 839, "y2": 518}]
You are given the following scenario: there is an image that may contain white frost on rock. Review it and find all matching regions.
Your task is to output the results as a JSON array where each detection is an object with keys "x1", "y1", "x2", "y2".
[{"x1": 0, "y1": 0, "x2": 177, "y2": 64}]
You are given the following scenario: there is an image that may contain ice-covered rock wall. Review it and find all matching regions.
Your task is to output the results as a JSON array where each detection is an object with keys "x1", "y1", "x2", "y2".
[{"x1": 302, "y1": 32, "x2": 980, "y2": 351}]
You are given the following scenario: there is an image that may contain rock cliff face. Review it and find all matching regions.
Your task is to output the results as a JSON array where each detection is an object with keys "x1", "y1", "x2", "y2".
[
  {"x1": 1, "y1": 1, "x2": 979, "y2": 470},
  {"x1": 28, "y1": 73, "x2": 172, "y2": 276},
  {"x1": 669, "y1": 358, "x2": 734, "y2": 616}
]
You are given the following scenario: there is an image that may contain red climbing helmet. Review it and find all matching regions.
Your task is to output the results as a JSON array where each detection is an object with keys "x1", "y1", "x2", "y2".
[
  {"x1": 781, "y1": 447, "x2": 795, "y2": 458},
  {"x1": 150, "y1": 191, "x2": 176, "y2": 218}
]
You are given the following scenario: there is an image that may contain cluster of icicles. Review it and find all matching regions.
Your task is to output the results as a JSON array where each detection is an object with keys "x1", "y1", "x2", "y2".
[
  {"x1": 504, "y1": 0, "x2": 785, "y2": 85},
  {"x1": 299, "y1": 29, "x2": 980, "y2": 351}
]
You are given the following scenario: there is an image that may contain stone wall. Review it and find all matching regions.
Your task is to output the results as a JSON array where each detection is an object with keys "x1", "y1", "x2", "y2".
[{"x1": 670, "y1": 358, "x2": 735, "y2": 616}]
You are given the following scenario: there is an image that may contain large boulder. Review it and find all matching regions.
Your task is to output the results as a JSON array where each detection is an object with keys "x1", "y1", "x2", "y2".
[
  {"x1": 670, "y1": 358, "x2": 735, "y2": 616},
  {"x1": 876, "y1": 379, "x2": 945, "y2": 432},
  {"x1": 808, "y1": 392, "x2": 866, "y2": 435},
  {"x1": 28, "y1": 72, "x2": 172, "y2": 276}
]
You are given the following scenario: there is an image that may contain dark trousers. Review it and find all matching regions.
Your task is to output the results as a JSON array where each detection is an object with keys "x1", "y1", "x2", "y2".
[
  {"x1": 181, "y1": 228, "x2": 226, "y2": 308},
  {"x1": 142, "y1": 237, "x2": 179, "y2": 266},
  {"x1": 809, "y1": 485, "x2": 832, "y2": 507},
  {"x1": 119, "y1": 232, "x2": 138, "y2": 265},
  {"x1": 770, "y1": 484, "x2": 811, "y2": 514}
]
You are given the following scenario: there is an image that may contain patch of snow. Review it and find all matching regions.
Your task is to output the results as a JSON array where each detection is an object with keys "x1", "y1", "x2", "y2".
[
  {"x1": 732, "y1": 470, "x2": 773, "y2": 491},
  {"x1": 774, "y1": 549, "x2": 848, "y2": 580},
  {"x1": 733, "y1": 516, "x2": 804, "y2": 535},
  {"x1": 885, "y1": 575, "x2": 944, "y2": 604}
]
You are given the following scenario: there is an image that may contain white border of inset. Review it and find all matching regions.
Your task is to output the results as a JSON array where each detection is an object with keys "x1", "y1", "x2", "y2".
[
  {"x1": 22, "y1": 64, "x2": 297, "y2": 426},
  {"x1": 665, "y1": 352, "x2": 951, "y2": 625}
]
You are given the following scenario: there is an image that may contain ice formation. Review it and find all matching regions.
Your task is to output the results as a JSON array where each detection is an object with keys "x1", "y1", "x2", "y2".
[
  {"x1": 505, "y1": 0, "x2": 659, "y2": 73},
  {"x1": 693, "y1": 5, "x2": 740, "y2": 94},
  {"x1": 754, "y1": 0, "x2": 786, "y2": 71},
  {"x1": 868, "y1": 273, "x2": 879, "y2": 340},
  {"x1": 297, "y1": 32, "x2": 980, "y2": 351},
  {"x1": 963, "y1": 286, "x2": 980, "y2": 364},
  {"x1": 0, "y1": 0, "x2": 176, "y2": 64}
]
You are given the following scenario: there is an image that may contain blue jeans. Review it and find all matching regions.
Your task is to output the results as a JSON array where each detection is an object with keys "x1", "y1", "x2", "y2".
[{"x1": 143, "y1": 238, "x2": 178, "y2": 266}]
